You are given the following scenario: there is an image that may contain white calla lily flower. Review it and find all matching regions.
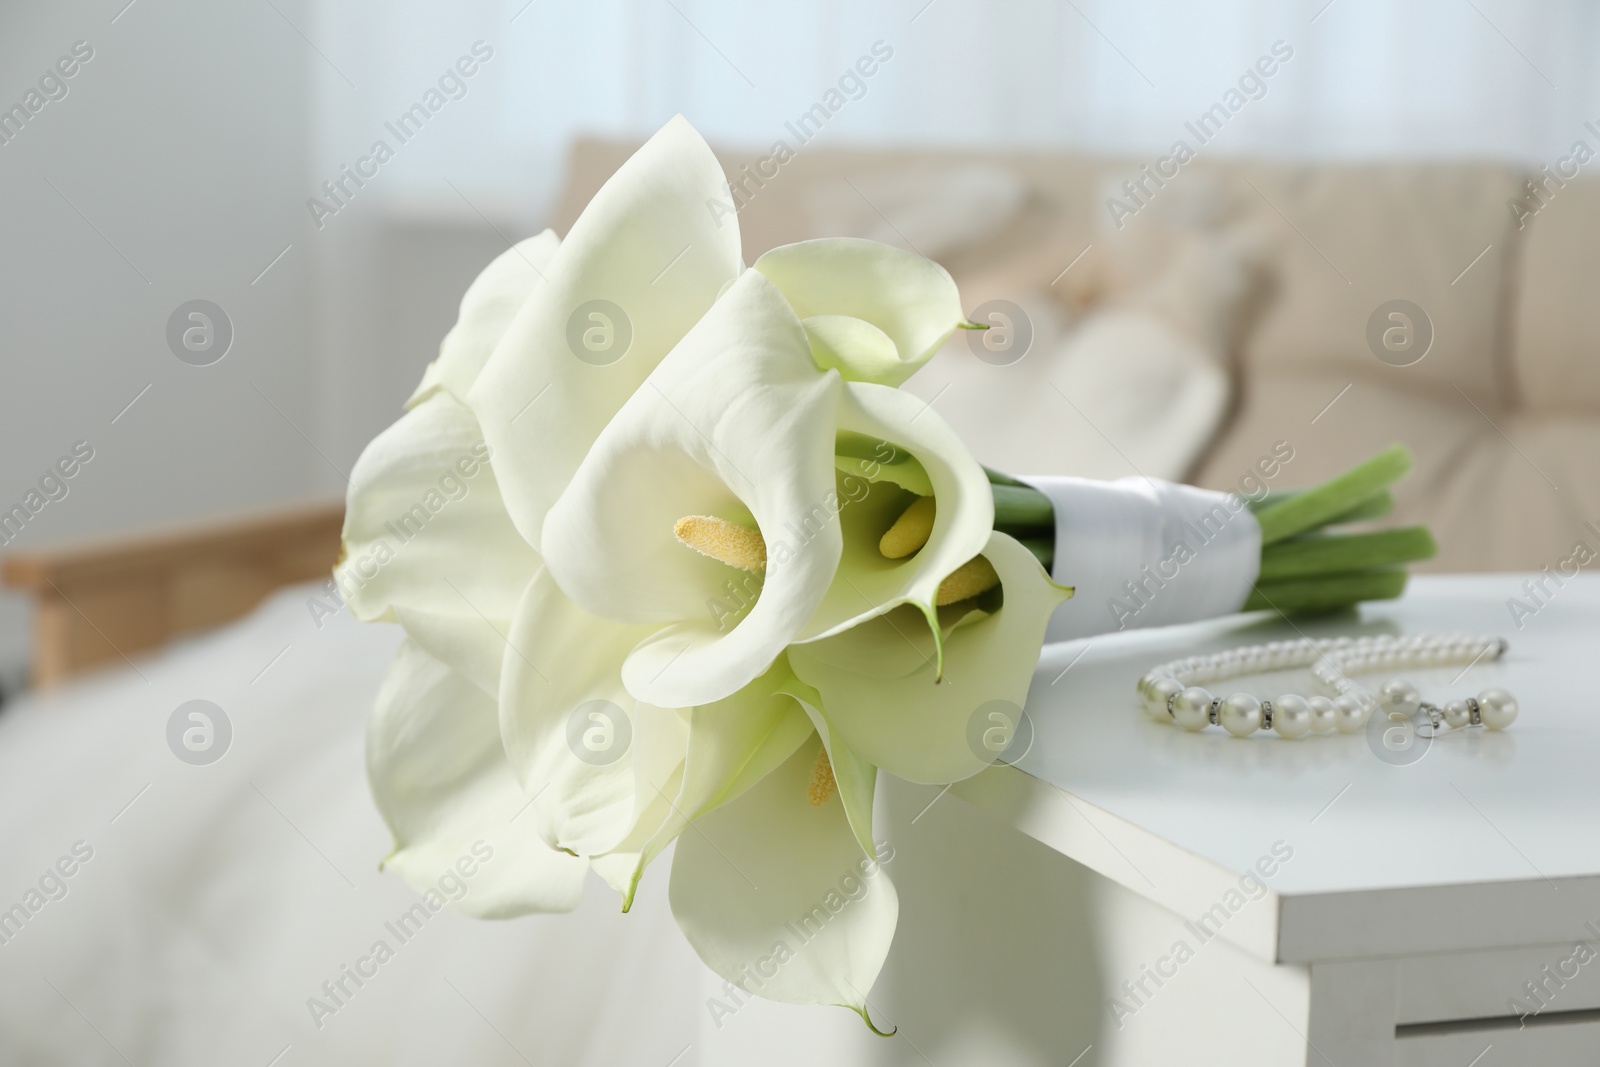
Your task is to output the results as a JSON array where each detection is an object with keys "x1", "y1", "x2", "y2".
[
  {"x1": 338, "y1": 392, "x2": 538, "y2": 696},
  {"x1": 754, "y1": 237, "x2": 966, "y2": 386},
  {"x1": 668, "y1": 735, "x2": 898, "y2": 1024},
  {"x1": 621, "y1": 658, "x2": 815, "y2": 905},
  {"x1": 470, "y1": 115, "x2": 744, "y2": 554},
  {"x1": 792, "y1": 532, "x2": 1072, "y2": 785},
  {"x1": 369, "y1": 640, "x2": 588, "y2": 916},
  {"x1": 498, "y1": 567, "x2": 665, "y2": 858},
  {"x1": 798, "y1": 381, "x2": 995, "y2": 657},
  {"x1": 343, "y1": 114, "x2": 1071, "y2": 1027},
  {"x1": 542, "y1": 268, "x2": 845, "y2": 710}
]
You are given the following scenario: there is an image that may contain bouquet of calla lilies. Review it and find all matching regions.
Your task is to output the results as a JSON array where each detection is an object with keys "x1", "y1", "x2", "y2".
[{"x1": 338, "y1": 116, "x2": 1435, "y2": 1026}]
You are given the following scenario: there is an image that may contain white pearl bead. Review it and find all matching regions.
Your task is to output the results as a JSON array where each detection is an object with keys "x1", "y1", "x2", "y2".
[
  {"x1": 1307, "y1": 696, "x2": 1337, "y2": 733},
  {"x1": 1219, "y1": 693, "x2": 1263, "y2": 737},
  {"x1": 1379, "y1": 679, "x2": 1421, "y2": 719},
  {"x1": 1145, "y1": 678, "x2": 1183, "y2": 720},
  {"x1": 1333, "y1": 694, "x2": 1369, "y2": 734},
  {"x1": 1477, "y1": 688, "x2": 1518, "y2": 730},
  {"x1": 1442, "y1": 699, "x2": 1472, "y2": 729},
  {"x1": 1171, "y1": 686, "x2": 1214, "y2": 731},
  {"x1": 1272, "y1": 694, "x2": 1313, "y2": 739}
]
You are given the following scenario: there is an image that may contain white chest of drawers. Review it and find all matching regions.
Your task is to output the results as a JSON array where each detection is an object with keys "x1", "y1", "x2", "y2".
[{"x1": 706, "y1": 575, "x2": 1600, "y2": 1065}]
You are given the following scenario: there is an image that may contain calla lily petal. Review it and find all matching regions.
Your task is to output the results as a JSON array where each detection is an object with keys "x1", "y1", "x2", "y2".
[
  {"x1": 834, "y1": 452, "x2": 933, "y2": 497},
  {"x1": 498, "y1": 568, "x2": 668, "y2": 858},
  {"x1": 800, "y1": 382, "x2": 993, "y2": 643},
  {"x1": 624, "y1": 660, "x2": 815, "y2": 903},
  {"x1": 369, "y1": 640, "x2": 588, "y2": 917},
  {"x1": 339, "y1": 392, "x2": 540, "y2": 693},
  {"x1": 801, "y1": 314, "x2": 901, "y2": 385},
  {"x1": 786, "y1": 676, "x2": 880, "y2": 863},
  {"x1": 790, "y1": 532, "x2": 1071, "y2": 785},
  {"x1": 593, "y1": 744, "x2": 685, "y2": 903},
  {"x1": 629, "y1": 703, "x2": 692, "y2": 846},
  {"x1": 754, "y1": 238, "x2": 965, "y2": 385},
  {"x1": 544, "y1": 269, "x2": 844, "y2": 710},
  {"x1": 592, "y1": 848, "x2": 652, "y2": 899},
  {"x1": 409, "y1": 230, "x2": 561, "y2": 407},
  {"x1": 391, "y1": 605, "x2": 507, "y2": 697},
  {"x1": 668, "y1": 738, "x2": 898, "y2": 1011},
  {"x1": 470, "y1": 115, "x2": 743, "y2": 552},
  {"x1": 789, "y1": 597, "x2": 989, "y2": 683}
]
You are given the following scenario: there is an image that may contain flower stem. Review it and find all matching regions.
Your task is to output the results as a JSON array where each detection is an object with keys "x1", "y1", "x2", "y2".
[
  {"x1": 1248, "y1": 487, "x2": 1394, "y2": 526},
  {"x1": 982, "y1": 464, "x2": 1031, "y2": 488},
  {"x1": 991, "y1": 483, "x2": 1055, "y2": 528},
  {"x1": 1243, "y1": 569, "x2": 1409, "y2": 614},
  {"x1": 1258, "y1": 526, "x2": 1436, "y2": 582},
  {"x1": 1253, "y1": 444, "x2": 1413, "y2": 545}
]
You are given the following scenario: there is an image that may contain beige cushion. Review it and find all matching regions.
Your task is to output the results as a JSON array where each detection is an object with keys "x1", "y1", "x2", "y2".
[
  {"x1": 1214, "y1": 162, "x2": 1525, "y2": 403},
  {"x1": 1513, "y1": 176, "x2": 1600, "y2": 411},
  {"x1": 1196, "y1": 164, "x2": 1582, "y2": 573}
]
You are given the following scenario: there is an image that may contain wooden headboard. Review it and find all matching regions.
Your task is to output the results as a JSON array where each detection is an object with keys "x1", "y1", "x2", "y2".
[{"x1": 2, "y1": 500, "x2": 344, "y2": 688}]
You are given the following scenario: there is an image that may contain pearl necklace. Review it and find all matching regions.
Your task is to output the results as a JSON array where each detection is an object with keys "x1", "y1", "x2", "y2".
[{"x1": 1136, "y1": 633, "x2": 1518, "y2": 739}]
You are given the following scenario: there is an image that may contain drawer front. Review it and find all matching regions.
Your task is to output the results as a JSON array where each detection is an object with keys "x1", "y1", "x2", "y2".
[
  {"x1": 1394, "y1": 1016, "x2": 1600, "y2": 1067},
  {"x1": 1397, "y1": 942, "x2": 1600, "y2": 1025}
]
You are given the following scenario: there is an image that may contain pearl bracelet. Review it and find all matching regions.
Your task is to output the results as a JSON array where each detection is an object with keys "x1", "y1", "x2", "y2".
[{"x1": 1136, "y1": 633, "x2": 1518, "y2": 739}]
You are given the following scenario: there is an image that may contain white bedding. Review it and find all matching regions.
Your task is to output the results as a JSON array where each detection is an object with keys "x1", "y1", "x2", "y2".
[
  {"x1": 0, "y1": 583, "x2": 1102, "y2": 1066},
  {"x1": 0, "y1": 584, "x2": 775, "y2": 1065}
]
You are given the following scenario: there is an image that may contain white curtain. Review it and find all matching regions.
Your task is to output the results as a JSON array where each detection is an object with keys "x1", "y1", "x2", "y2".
[{"x1": 308, "y1": 0, "x2": 1600, "y2": 219}]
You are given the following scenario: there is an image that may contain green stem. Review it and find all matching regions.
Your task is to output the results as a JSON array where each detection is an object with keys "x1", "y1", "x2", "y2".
[
  {"x1": 1254, "y1": 444, "x2": 1413, "y2": 545},
  {"x1": 1258, "y1": 526, "x2": 1436, "y2": 582},
  {"x1": 1324, "y1": 489, "x2": 1395, "y2": 526},
  {"x1": 983, "y1": 465, "x2": 1031, "y2": 488},
  {"x1": 1248, "y1": 487, "x2": 1394, "y2": 526},
  {"x1": 991, "y1": 483, "x2": 1055, "y2": 528},
  {"x1": 1242, "y1": 570, "x2": 1409, "y2": 614}
]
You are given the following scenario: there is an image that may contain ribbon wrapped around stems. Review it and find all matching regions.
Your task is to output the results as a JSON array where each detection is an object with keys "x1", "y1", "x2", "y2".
[
  {"x1": 987, "y1": 442, "x2": 1438, "y2": 641},
  {"x1": 1023, "y1": 474, "x2": 1263, "y2": 641}
]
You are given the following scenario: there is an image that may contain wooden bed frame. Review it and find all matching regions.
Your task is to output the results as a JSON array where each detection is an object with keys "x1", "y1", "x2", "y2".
[{"x1": 2, "y1": 500, "x2": 344, "y2": 687}]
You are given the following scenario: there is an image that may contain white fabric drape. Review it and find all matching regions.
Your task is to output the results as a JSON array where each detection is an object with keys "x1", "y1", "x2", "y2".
[{"x1": 309, "y1": 0, "x2": 1600, "y2": 218}]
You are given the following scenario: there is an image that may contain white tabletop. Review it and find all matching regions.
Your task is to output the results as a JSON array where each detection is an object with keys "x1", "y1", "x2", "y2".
[{"x1": 954, "y1": 573, "x2": 1600, "y2": 963}]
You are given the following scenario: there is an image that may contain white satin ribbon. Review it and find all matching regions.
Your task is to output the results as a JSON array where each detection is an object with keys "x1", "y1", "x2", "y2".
[{"x1": 1019, "y1": 475, "x2": 1262, "y2": 643}]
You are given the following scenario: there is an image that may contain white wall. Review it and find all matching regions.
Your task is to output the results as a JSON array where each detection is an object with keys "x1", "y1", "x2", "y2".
[{"x1": 0, "y1": 0, "x2": 317, "y2": 685}]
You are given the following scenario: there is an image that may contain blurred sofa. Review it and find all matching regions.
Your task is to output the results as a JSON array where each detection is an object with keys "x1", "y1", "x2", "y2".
[{"x1": 551, "y1": 138, "x2": 1598, "y2": 574}]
